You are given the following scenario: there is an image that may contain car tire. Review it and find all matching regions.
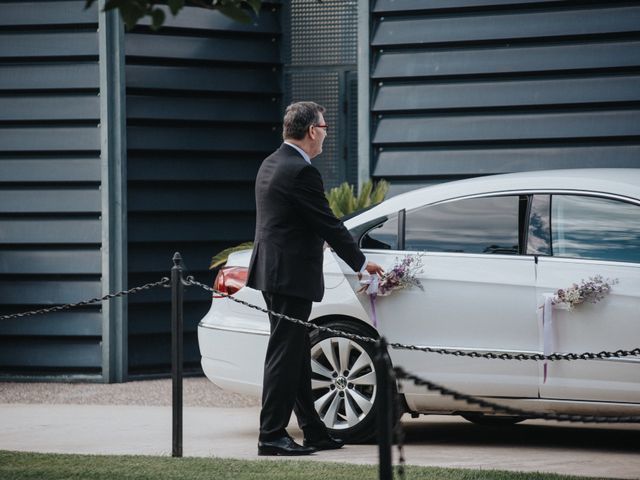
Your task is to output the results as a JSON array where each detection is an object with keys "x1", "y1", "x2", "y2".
[
  {"x1": 461, "y1": 413, "x2": 525, "y2": 426},
  {"x1": 309, "y1": 319, "x2": 399, "y2": 443}
]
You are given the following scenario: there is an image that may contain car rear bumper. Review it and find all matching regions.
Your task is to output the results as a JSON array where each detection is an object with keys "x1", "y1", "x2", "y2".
[
  {"x1": 197, "y1": 293, "x2": 269, "y2": 397},
  {"x1": 198, "y1": 322, "x2": 267, "y2": 397}
]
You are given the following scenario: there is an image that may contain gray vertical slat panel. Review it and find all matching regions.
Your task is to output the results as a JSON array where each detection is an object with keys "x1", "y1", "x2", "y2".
[
  {"x1": 124, "y1": 3, "x2": 283, "y2": 375},
  {"x1": 285, "y1": 0, "x2": 359, "y2": 190},
  {"x1": 357, "y1": 0, "x2": 371, "y2": 189},
  {"x1": 346, "y1": 71, "x2": 359, "y2": 187},
  {"x1": 287, "y1": 0, "x2": 358, "y2": 65},
  {"x1": 286, "y1": 70, "x2": 343, "y2": 188},
  {"x1": 368, "y1": 1, "x2": 640, "y2": 187},
  {"x1": 0, "y1": 0, "x2": 103, "y2": 379},
  {"x1": 99, "y1": 5, "x2": 128, "y2": 383}
]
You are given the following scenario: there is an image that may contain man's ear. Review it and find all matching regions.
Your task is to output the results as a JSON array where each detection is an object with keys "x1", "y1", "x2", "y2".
[{"x1": 307, "y1": 125, "x2": 316, "y2": 140}]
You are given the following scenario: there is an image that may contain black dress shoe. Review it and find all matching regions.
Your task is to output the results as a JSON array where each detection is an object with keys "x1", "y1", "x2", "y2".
[
  {"x1": 303, "y1": 435, "x2": 344, "y2": 450},
  {"x1": 258, "y1": 436, "x2": 316, "y2": 456}
]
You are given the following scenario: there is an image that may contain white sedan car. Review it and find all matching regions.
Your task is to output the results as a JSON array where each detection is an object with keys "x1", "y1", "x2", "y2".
[{"x1": 198, "y1": 169, "x2": 640, "y2": 442}]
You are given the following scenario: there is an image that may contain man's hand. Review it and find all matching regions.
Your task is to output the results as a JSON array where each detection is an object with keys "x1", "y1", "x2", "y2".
[{"x1": 358, "y1": 261, "x2": 384, "y2": 280}]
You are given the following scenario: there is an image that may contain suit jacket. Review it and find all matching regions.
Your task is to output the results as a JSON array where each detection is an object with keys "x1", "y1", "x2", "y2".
[{"x1": 247, "y1": 143, "x2": 365, "y2": 302}]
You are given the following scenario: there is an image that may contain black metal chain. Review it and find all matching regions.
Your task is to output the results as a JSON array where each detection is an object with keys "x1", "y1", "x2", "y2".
[
  {"x1": 0, "y1": 277, "x2": 170, "y2": 321},
  {"x1": 188, "y1": 278, "x2": 640, "y2": 362},
  {"x1": 187, "y1": 277, "x2": 379, "y2": 343},
  {"x1": 388, "y1": 342, "x2": 640, "y2": 362},
  {"x1": 395, "y1": 366, "x2": 640, "y2": 424}
]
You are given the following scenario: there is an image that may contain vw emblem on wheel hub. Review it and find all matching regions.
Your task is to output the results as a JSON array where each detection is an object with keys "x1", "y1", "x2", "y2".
[{"x1": 335, "y1": 376, "x2": 348, "y2": 391}]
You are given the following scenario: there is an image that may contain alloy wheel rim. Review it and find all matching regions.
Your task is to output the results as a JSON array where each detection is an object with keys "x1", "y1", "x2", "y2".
[{"x1": 310, "y1": 337, "x2": 377, "y2": 430}]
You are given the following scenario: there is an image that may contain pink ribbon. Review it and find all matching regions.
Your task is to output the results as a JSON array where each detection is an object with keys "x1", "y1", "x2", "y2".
[
  {"x1": 538, "y1": 294, "x2": 555, "y2": 384},
  {"x1": 369, "y1": 293, "x2": 378, "y2": 328},
  {"x1": 359, "y1": 274, "x2": 380, "y2": 328}
]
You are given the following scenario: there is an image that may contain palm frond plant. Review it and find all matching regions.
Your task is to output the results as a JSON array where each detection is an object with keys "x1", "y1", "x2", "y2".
[
  {"x1": 326, "y1": 179, "x2": 389, "y2": 218},
  {"x1": 209, "y1": 241, "x2": 255, "y2": 269}
]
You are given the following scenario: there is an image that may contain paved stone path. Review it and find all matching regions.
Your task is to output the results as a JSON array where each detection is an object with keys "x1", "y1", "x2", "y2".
[{"x1": 0, "y1": 379, "x2": 638, "y2": 479}]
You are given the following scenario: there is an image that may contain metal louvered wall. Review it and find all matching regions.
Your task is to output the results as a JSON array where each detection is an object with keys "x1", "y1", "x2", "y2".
[
  {"x1": 0, "y1": 1, "x2": 103, "y2": 378},
  {"x1": 284, "y1": 0, "x2": 359, "y2": 189},
  {"x1": 124, "y1": 4, "x2": 282, "y2": 375},
  {"x1": 9, "y1": 0, "x2": 635, "y2": 380},
  {"x1": 0, "y1": 1, "x2": 282, "y2": 380},
  {"x1": 369, "y1": 0, "x2": 640, "y2": 194}
]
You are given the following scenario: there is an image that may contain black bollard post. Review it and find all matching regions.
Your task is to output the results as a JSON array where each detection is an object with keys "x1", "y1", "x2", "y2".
[
  {"x1": 171, "y1": 252, "x2": 184, "y2": 458},
  {"x1": 374, "y1": 337, "x2": 393, "y2": 480}
]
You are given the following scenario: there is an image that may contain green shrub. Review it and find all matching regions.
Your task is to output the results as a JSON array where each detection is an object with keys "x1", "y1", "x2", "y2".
[{"x1": 325, "y1": 179, "x2": 389, "y2": 218}]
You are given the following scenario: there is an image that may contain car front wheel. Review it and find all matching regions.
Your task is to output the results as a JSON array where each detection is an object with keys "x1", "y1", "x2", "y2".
[{"x1": 309, "y1": 319, "x2": 384, "y2": 443}]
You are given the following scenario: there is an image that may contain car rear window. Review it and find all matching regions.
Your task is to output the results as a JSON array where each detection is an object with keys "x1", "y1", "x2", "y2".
[{"x1": 551, "y1": 195, "x2": 640, "y2": 263}]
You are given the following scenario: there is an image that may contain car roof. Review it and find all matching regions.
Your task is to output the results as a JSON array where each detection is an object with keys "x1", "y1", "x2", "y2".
[{"x1": 345, "y1": 168, "x2": 640, "y2": 228}]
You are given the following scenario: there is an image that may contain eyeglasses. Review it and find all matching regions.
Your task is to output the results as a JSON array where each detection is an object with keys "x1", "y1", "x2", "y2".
[{"x1": 313, "y1": 124, "x2": 329, "y2": 131}]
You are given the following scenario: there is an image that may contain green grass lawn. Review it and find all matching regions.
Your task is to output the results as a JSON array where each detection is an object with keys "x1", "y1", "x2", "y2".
[{"x1": 0, "y1": 451, "x2": 619, "y2": 480}]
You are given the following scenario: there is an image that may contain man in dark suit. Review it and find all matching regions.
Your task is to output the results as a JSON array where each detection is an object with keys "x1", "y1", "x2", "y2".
[{"x1": 247, "y1": 101, "x2": 384, "y2": 456}]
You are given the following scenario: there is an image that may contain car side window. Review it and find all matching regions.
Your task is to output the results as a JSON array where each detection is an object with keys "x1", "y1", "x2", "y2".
[
  {"x1": 551, "y1": 195, "x2": 640, "y2": 263},
  {"x1": 359, "y1": 215, "x2": 399, "y2": 250},
  {"x1": 527, "y1": 194, "x2": 551, "y2": 255},
  {"x1": 404, "y1": 196, "x2": 520, "y2": 254}
]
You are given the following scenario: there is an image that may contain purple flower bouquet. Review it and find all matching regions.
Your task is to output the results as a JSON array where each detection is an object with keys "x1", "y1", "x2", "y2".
[
  {"x1": 357, "y1": 255, "x2": 425, "y2": 327},
  {"x1": 358, "y1": 254, "x2": 424, "y2": 297},
  {"x1": 552, "y1": 275, "x2": 618, "y2": 311},
  {"x1": 376, "y1": 254, "x2": 424, "y2": 296}
]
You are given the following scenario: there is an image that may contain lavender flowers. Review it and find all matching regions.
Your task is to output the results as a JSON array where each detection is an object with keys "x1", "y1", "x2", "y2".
[
  {"x1": 376, "y1": 254, "x2": 425, "y2": 297},
  {"x1": 552, "y1": 275, "x2": 618, "y2": 311}
]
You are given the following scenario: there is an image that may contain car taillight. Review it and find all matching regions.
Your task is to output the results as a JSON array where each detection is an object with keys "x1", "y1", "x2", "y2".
[{"x1": 212, "y1": 266, "x2": 248, "y2": 298}]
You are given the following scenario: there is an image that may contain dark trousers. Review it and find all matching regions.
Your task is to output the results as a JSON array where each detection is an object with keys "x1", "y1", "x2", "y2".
[{"x1": 259, "y1": 292, "x2": 326, "y2": 441}]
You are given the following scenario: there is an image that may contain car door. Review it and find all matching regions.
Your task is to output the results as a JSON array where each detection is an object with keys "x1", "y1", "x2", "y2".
[
  {"x1": 532, "y1": 193, "x2": 640, "y2": 403},
  {"x1": 350, "y1": 194, "x2": 539, "y2": 400}
]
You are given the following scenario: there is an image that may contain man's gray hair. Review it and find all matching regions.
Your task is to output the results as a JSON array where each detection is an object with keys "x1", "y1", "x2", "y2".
[{"x1": 282, "y1": 101, "x2": 325, "y2": 140}]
